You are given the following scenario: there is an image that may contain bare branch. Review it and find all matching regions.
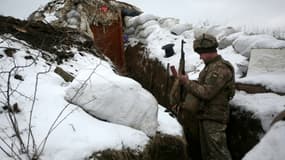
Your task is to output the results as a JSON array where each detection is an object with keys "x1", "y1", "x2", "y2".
[
  {"x1": 0, "y1": 136, "x2": 21, "y2": 159},
  {"x1": 37, "y1": 61, "x2": 102, "y2": 155},
  {"x1": 27, "y1": 64, "x2": 52, "y2": 155},
  {"x1": 2, "y1": 56, "x2": 38, "y2": 156},
  {"x1": 0, "y1": 145, "x2": 12, "y2": 158}
]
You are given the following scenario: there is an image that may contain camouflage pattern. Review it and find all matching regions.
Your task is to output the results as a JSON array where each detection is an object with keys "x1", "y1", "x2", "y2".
[
  {"x1": 193, "y1": 34, "x2": 218, "y2": 54},
  {"x1": 185, "y1": 55, "x2": 235, "y2": 124},
  {"x1": 181, "y1": 55, "x2": 235, "y2": 160},
  {"x1": 200, "y1": 120, "x2": 232, "y2": 160}
]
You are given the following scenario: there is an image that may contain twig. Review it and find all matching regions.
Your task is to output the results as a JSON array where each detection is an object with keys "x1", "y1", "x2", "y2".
[
  {"x1": 37, "y1": 61, "x2": 102, "y2": 155},
  {"x1": 3, "y1": 59, "x2": 37, "y2": 157},
  {"x1": 0, "y1": 145, "x2": 12, "y2": 158},
  {"x1": 0, "y1": 136, "x2": 21, "y2": 159},
  {"x1": 6, "y1": 67, "x2": 26, "y2": 153},
  {"x1": 3, "y1": 113, "x2": 21, "y2": 154},
  {"x1": 26, "y1": 64, "x2": 52, "y2": 156}
]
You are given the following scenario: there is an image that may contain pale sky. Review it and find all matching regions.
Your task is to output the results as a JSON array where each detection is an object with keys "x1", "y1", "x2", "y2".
[
  {"x1": 120, "y1": 0, "x2": 285, "y2": 30},
  {"x1": 1, "y1": 0, "x2": 285, "y2": 30}
]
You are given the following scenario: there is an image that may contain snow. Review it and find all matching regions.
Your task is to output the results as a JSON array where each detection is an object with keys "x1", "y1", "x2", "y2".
[
  {"x1": 247, "y1": 49, "x2": 285, "y2": 75},
  {"x1": 64, "y1": 62, "x2": 159, "y2": 136},
  {"x1": 230, "y1": 91, "x2": 285, "y2": 131},
  {"x1": 170, "y1": 23, "x2": 193, "y2": 36},
  {"x1": 157, "y1": 106, "x2": 183, "y2": 135},
  {"x1": 0, "y1": 35, "x2": 182, "y2": 160},
  {"x1": 232, "y1": 34, "x2": 285, "y2": 57},
  {"x1": 1, "y1": 0, "x2": 285, "y2": 160},
  {"x1": 243, "y1": 121, "x2": 285, "y2": 160},
  {"x1": 237, "y1": 72, "x2": 285, "y2": 93}
]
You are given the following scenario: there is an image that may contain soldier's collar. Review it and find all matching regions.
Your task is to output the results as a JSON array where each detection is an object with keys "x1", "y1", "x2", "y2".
[{"x1": 205, "y1": 55, "x2": 221, "y2": 65}]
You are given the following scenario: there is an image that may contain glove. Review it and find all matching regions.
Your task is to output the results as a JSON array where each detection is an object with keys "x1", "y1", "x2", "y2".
[
  {"x1": 178, "y1": 74, "x2": 189, "y2": 85},
  {"x1": 170, "y1": 104, "x2": 181, "y2": 116}
]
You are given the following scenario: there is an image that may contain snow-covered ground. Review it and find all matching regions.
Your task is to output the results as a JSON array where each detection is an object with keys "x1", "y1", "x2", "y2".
[
  {"x1": 0, "y1": 35, "x2": 182, "y2": 160},
  {"x1": 1, "y1": 0, "x2": 285, "y2": 160}
]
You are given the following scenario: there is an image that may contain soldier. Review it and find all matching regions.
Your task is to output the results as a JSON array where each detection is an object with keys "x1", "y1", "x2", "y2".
[{"x1": 175, "y1": 33, "x2": 235, "y2": 160}]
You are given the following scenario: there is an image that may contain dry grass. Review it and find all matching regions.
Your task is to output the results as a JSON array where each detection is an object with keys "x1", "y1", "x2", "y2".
[{"x1": 88, "y1": 133, "x2": 188, "y2": 160}]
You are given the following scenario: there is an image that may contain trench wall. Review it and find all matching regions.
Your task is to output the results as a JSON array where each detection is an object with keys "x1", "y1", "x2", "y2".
[
  {"x1": 125, "y1": 43, "x2": 264, "y2": 160},
  {"x1": 125, "y1": 43, "x2": 174, "y2": 107}
]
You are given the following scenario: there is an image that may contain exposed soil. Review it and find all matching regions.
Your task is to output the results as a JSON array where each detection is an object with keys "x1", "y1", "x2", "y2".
[
  {"x1": 227, "y1": 106, "x2": 265, "y2": 160},
  {"x1": 0, "y1": 15, "x2": 102, "y2": 64},
  {"x1": 125, "y1": 43, "x2": 175, "y2": 108}
]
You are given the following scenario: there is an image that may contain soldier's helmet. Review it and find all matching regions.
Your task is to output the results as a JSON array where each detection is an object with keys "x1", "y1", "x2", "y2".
[{"x1": 193, "y1": 33, "x2": 218, "y2": 54}]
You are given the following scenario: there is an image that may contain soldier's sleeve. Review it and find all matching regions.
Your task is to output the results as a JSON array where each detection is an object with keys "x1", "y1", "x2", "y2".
[{"x1": 185, "y1": 65, "x2": 233, "y2": 100}]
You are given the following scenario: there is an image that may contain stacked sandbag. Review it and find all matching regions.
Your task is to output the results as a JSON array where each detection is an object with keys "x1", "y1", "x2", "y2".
[
  {"x1": 29, "y1": 0, "x2": 141, "y2": 39},
  {"x1": 125, "y1": 14, "x2": 193, "y2": 43},
  {"x1": 193, "y1": 25, "x2": 240, "y2": 49},
  {"x1": 65, "y1": 65, "x2": 159, "y2": 136},
  {"x1": 125, "y1": 13, "x2": 159, "y2": 42},
  {"x1": 232, "y1": 34, "x2": 285, "y2": 58}
]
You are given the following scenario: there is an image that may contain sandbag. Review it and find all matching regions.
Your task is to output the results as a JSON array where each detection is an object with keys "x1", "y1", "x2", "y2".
[{"x1": 65, "y1": 68, "x2": 158, "y2": 136}]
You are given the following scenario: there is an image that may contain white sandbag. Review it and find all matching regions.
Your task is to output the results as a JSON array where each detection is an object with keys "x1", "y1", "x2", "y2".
[
  {"x1": 247, "y1": 48, "x2": 285, "y2": 75},
  {"x1": 129, "y1": 13, "x2": 158, "y2": 28},
  {"x1": 170, "y1": 23, "x2": 193, "y2": 35},
  {"x1": 206, "y1": 25, "x2": 238, "y2": 41},
  {"x1": 219, "y1": 32, "x2": 244, "y2": 49},
  {"x1": 65, "y1": 66, "x2": 158, "y2": 136},
  {"x1": 232, "y1": 34, "x2": 285, "y2": 57},
  {"x1": 159, "y1": 17, "x2": 180, "y2": 29}
]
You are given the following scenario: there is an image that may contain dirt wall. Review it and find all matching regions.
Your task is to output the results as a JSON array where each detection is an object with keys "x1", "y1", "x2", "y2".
[{"x1": 125, "y1": 43, "x2": 174, "y2": 108}]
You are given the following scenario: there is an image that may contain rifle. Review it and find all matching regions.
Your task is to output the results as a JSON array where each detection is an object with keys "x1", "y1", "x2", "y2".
[{"x1": 169, "y1": 40, "x2": 186, "y2": 114}]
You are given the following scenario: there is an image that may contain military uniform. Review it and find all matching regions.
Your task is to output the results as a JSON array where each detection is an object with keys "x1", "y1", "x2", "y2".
[{"x1": 178, "y1": 34, "x2": 235, "y2": 160}]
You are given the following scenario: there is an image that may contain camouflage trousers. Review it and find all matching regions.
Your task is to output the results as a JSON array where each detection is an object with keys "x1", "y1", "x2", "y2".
[
  {"x1": 199, "y1": 120, "x2": 232, "y2": 160},
  {"x1": 184, "y1": 120, "x2": 232, "y2": 160}
]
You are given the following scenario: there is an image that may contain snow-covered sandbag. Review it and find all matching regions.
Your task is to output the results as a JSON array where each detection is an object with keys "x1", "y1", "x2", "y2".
[
  {"x1": 128, "y1": 13, "x2": 158, "y2": 28},
  {"x1": 206, "y1": 25, "x2": 238, "y2": 41},
  {"x1": 247, "y1": 48, "x2": 285, "y2": 76},
  {"x1": 242, "y1": 121, "x2": 285, "y2": 160},
  {"x1": 232, "y1": 34, "x2": 285, "y2": 57},
  {"x1": 219, "y1": 32, "x2": 244, "y2": 49},
  {"x1": 65, "y1": 65, "x2": 158, "y2": 136},
  {"x1": 193, "y1": 27, "x2": 208, "y2": 39},
  {"x1": 159, "y1": 17, "x2": 179, "y2": 29},
  {"x1": 135, "y1": 20, "x2": 159, "y2": 38},
  {"x1": 124, "y1": 26, "x2": 136, "y2": 35},
  {"x1": 170, "y1": 23, "x2": 193, "y2": 35}
]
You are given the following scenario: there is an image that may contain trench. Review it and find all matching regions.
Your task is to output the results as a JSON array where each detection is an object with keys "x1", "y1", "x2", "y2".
[
  {"x1": 124, "y1": 43, "x2": 265, "y2": 160},
  {"x1": 0, "y1": 15, "x2": 265, "y2": 160}
]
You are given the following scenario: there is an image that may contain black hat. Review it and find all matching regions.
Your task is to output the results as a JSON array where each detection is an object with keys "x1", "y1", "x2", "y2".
[{"x1": 162, "y1": 43, "x2": 175, "y2": 58}]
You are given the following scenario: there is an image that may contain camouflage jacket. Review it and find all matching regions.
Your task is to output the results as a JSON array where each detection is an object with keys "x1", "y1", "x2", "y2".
[{"x1": 185, "y1": 55, "x2": 235, "y2": 123}]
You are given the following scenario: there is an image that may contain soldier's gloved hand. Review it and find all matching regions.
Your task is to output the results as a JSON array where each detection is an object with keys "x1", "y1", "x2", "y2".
[
  {"x1": 171, "y1": 104, "x2": 181, "y2": 116},
  {"x1": 178, "y1": 74, "x2": 189, "y2": 85}
]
